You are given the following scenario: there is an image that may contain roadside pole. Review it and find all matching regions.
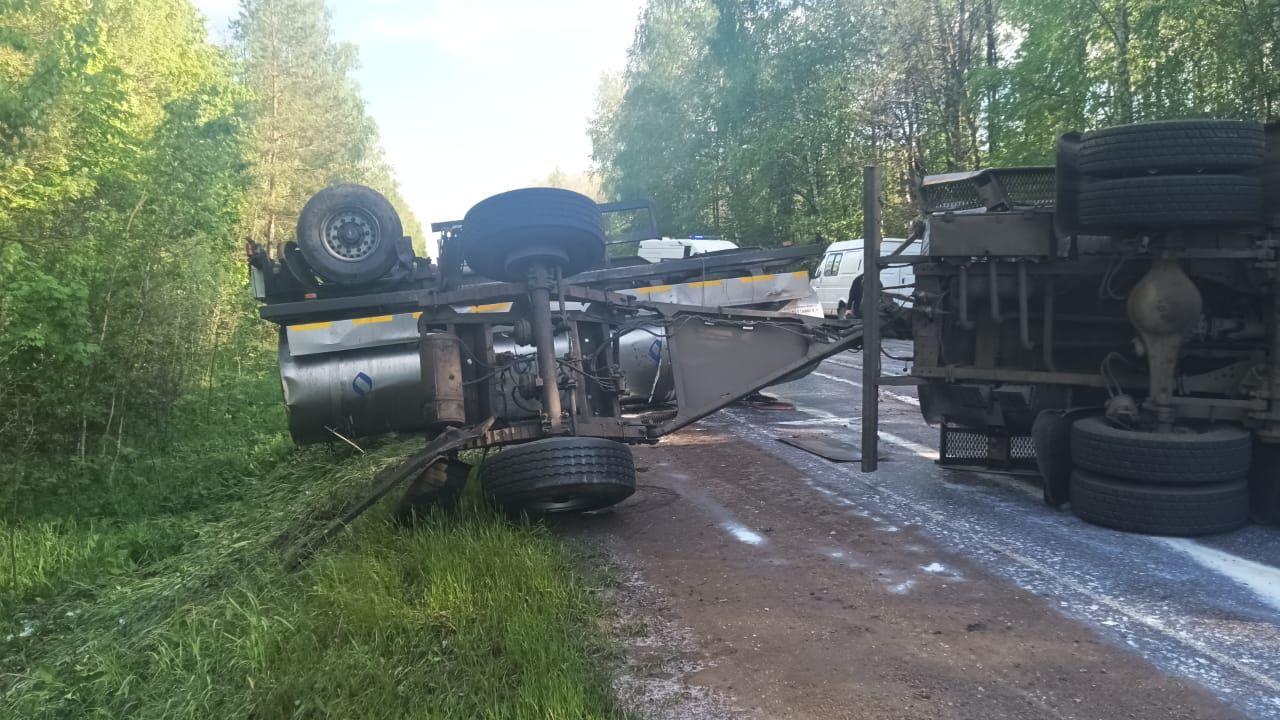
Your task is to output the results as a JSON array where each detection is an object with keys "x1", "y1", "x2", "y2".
[{"x1": 861, "y1": 166, "x2": 881, "y2": 472}]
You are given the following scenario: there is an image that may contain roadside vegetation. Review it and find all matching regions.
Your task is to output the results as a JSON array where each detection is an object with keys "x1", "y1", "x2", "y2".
[
  {"x1": 592, "y1": 0, "x2": 1278, "y2": 241},
  {"x1": 2, "y1": 1, "x2": 621, "y2": 717},
  {"x1": 2, "y1": 362, "x2": 622, "y2": 719}
]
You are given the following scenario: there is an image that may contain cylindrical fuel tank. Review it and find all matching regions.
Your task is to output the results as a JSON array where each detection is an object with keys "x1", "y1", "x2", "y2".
[
  {"x1": 420, "y1": 332, "x2": 466, "y2": 429},
  {"x1": 279, "y1": 334, "x2": 426, "y2": 444},
  {"x1": 618, "y1": 326, "x2": 674, "y2": 403}
]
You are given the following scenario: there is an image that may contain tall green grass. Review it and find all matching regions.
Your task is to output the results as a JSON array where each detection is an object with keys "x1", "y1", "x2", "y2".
[{"x1": 1, "y1": 365, "x2": 622, "y2": 719}]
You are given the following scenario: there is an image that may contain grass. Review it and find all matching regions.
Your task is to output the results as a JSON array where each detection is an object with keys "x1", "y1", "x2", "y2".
[{"x1": 1, "y1": 363, "x2": 624, "y2": 719}]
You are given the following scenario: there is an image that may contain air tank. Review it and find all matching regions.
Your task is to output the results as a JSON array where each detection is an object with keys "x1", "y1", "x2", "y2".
[{"x1": 278, "y1": 334, "x2": 427, "y2": 444}]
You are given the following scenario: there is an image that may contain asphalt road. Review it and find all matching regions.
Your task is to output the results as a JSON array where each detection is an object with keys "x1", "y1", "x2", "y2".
[{"x1": 712, "y1": 341, "x2": 1280, "y2": 718}]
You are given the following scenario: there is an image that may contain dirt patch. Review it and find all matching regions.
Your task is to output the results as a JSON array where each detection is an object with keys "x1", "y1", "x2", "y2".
[
  {"x1": 560, "y1": 427, "x2": 1243, "y2": 719},
  {"x1": 600, "y1": 556, "x2": 743, "y2": 720}
]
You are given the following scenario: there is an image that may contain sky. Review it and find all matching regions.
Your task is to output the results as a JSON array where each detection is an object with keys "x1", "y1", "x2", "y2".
[{"x1": 193, "y1": 0, "x2": 643, "y2": 243}]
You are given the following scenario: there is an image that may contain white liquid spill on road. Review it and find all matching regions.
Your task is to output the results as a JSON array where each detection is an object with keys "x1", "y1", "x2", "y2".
[
  {"x1": 970, "y1": 471, "x2": 1043, "y2": 500},
  {"x1": 811, "y1": 370, "x2": 920, "y2": 407},
  {"x1": 775, "y1": 416, "x2": 861, "y2": 427},
  {"x1": 805, "y1": 480, "x2": 901, "y2": 534},
  {"x1": 1156, "y1": 538, "x2": 1280, "y2": 613},
  {"x1": 781, "y1": 406, "x2": 935, "y2": 460},
  {"x1": 724, "y1": 522, "x2": 766, "y2": 546},
  {"x1": 678, "y1": 482, "x2": 770, "y2": 549},
  {"x1": 723, "y1": 410, "x2": 1280, "y2": 706},
  {"x1": 922, "y1": 562, "x2": 947, "y2": 574},
  {"x1": 888, "y1": 579, "x2": 915, "y2": 594},
  {"x1": 878, "y1": 429, "x2": 936, "y2": 460}
]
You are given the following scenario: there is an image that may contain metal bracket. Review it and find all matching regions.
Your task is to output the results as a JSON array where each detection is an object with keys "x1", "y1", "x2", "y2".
[{"x1": 283, "y1": 418, "x2": 495, "y2": 570}]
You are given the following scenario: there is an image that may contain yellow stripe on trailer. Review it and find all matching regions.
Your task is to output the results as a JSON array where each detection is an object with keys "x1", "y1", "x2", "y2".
[
  {"x1": 632, "y1": 284, "x2": 674, "y2": 295},
  {"x1": 352, "y1": 315, "x2": 393, "y2": 325},
  {"x1": 469, "y1": 302, "x2": 512, "y2": 313},
  {"x1": 290, "y1": 321, "x2": 333, "y2": 331}
]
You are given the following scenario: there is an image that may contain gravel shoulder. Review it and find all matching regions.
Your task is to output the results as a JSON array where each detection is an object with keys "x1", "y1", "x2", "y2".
[{"x1": 560, "y1": 428, "x2": 1243, "y2": 720}]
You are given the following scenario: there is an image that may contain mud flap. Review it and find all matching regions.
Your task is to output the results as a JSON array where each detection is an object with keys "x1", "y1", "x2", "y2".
[
  {"x1": 1032, "y1": 407, "x2": 1103, "y2": 508},
  {"x1": 1250, "y1": 440, "x2": 1280, "y2": 524}
]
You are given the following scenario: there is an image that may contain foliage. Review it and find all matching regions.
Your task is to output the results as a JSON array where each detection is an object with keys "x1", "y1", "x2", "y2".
[
  {"x1": 592, "y1": 0, "x2": 1279, "y2": 245},
  {"x1": 0, "y1": 3, "x2": 622, "y2": 717},
  {"x1": 1, "y1": 367, "x2": 622, "y2": 720},
  {"x1": 232, "y1": 0, "x2": 423, "y2": 249},
  {"x1": 1, "y1": 0, "x2": 252, "y2": 466},
  {"x1": 0, "y1": 0, "x2": 423, "y2": 475}
]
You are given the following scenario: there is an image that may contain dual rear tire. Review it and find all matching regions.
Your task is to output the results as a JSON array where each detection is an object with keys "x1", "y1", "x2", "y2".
[
  {"x1": 1065, "y1": 120, "x2": 1268, "y2": 231},
  {"x1": 1065, "y1": 416, "x2": 1250, "y2": 536}
]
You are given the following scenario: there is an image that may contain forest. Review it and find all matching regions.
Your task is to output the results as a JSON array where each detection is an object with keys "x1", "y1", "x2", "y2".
[
  {"x1": 1, "y1": 0, "x2": 1277, "y2": 716},
  {"x1": 592, "y1": 0, "x2": 1279, "y2": 242}
]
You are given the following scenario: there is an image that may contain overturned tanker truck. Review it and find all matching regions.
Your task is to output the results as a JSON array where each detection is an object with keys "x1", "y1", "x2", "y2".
[
  {"x1": 862, "y1": 119, "x2": 1280, "y2": 536},
  {"x1": 249, "y1": 185, "x2": 855, "y2": 522}
]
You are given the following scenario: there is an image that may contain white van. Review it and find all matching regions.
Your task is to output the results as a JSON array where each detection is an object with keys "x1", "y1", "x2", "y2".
[{"x1": 811, "y1": 237, "x2": 920, "y2": 317}]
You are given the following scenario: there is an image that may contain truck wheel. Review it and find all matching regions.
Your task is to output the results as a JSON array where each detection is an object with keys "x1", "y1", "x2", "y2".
[
  {"x1": 395, "y1": 457, "x2": 471, "y2": 524},
  {"x1": 1069, "y1": 470, "x2": 1248, "y2": 536},
  {"x1": 481, "y1": 437, "x2": 636, "y2": 515},
  {"x1": 296, "y1": 184, "x2": 402, "y2": 286},
  {"x1": 1077, "y1": 174, "x2": 1263, "y2": 229},
  {"x1": 1078, "y1": 120, "x2": 1265, "y2": 177},
  {"x1": 1070, "y1": 416, "x2": 1251, "y2": 484},
  {"x1": 463, "y1": 188, "x2": 606, "y2": 282}
]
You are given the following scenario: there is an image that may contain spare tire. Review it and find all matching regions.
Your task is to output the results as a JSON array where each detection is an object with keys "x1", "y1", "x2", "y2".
[
  {"x1": 481, "y1": 436, "x2": 635, "y2": 514},
  {"x1": 1069, "y1": 470, "x2": 1248, "y2": 536},
  {"x1": 463, "y1": 188, "x2": 606, "y2": 282},
  {"x1": 1077, "y1": 174, "x2": 1263, "y2": 228},
  {"x1": 1071, "y1": 416, "x2": 1251, "y2": 484},
  {"x1": 1078, "y1": 120, "x2": 1265, "y2": 177},
  {"x1": 296, "y1": 184, "x2": 402, "y2": 286}
]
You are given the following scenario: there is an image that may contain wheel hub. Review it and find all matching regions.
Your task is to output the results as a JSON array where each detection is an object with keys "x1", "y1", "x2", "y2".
[{"x1": 322, "y1": 209, "x2": 379, "y2": 261}]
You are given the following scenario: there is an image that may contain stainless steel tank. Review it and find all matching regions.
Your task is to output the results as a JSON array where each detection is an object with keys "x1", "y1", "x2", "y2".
[
  {"x1": 281, "y1": 315, "x2": 816, "y2": 443},
  {"x1": 279, "y1": 334, "x2": 426, "y2": 444}
]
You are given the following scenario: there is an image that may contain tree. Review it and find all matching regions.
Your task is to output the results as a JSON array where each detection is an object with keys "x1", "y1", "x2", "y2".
[
  {"x1": 593, "y1": 0, "x2": 1278, "y2": 248},
  {"x1": 232, "y1": 0, "x2": 421, "y2": 253}
]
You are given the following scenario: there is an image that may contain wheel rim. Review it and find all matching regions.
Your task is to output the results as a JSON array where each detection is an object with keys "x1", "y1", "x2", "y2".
[{"x1": 321, "y1": 207, "x2": 381, "y2": 262}]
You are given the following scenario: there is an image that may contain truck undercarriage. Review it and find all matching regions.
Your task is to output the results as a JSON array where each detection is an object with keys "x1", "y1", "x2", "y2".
[
  {"x1": 858, "y1": 120, "x2": 1280, "y2": 535},
  {"x1": 250, "y1": 187, "x2": 861, "y2": 541}
]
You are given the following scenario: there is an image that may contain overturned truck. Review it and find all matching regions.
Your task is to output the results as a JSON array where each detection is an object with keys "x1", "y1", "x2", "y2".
[
  {"x1": 250, "y1": 186, "x2": 854, "y2": 522},
  {"x1": 875, "y1": 119, "x2": 1280, "y2": 536}
]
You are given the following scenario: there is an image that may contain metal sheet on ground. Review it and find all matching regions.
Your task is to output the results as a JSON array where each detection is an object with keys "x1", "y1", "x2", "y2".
[{"x1": 776, "y1": 433, "x2": 884, "y2": 463}]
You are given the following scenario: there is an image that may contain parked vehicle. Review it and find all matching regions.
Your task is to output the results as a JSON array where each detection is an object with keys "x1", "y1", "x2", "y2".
[{"x1": 811, "y1": 237, "x2": 920, "y2": 317}]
